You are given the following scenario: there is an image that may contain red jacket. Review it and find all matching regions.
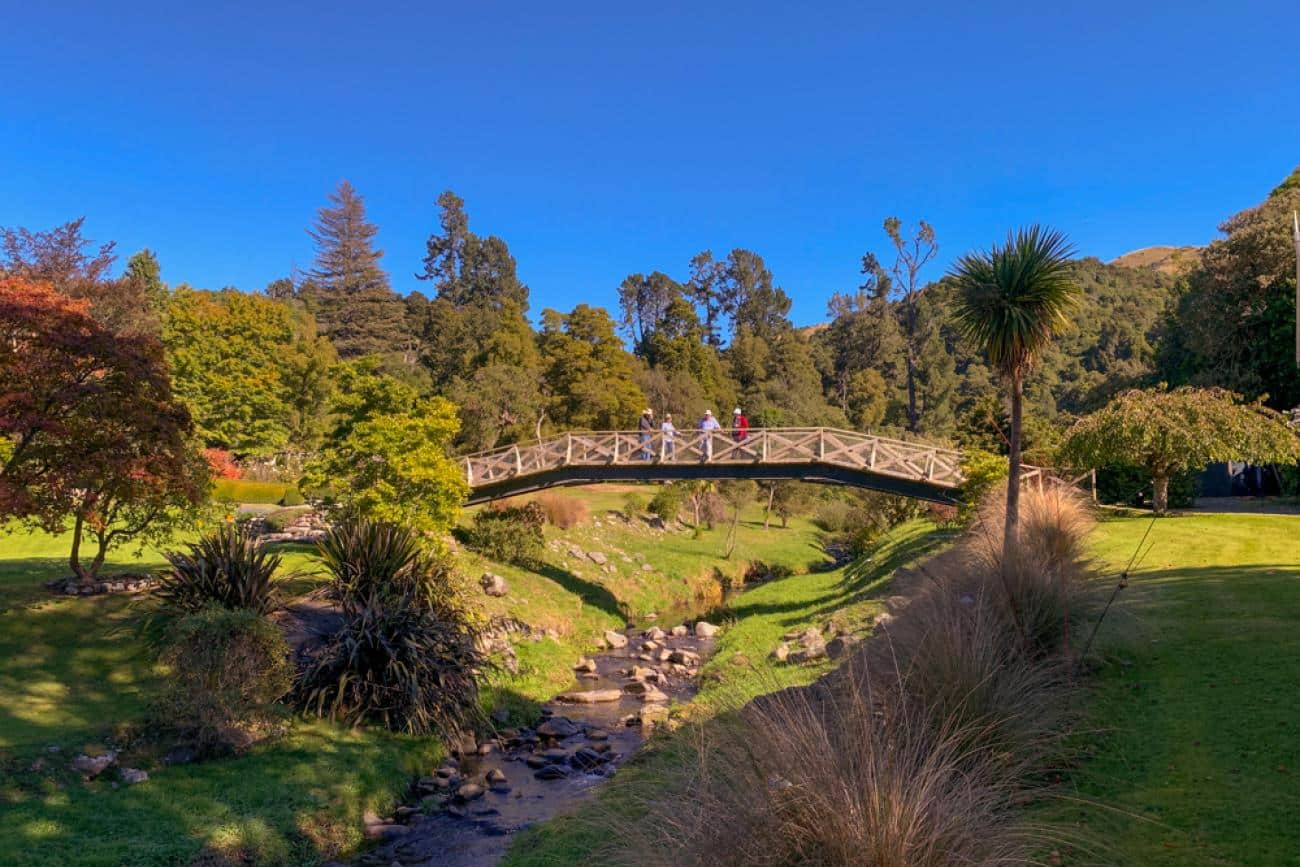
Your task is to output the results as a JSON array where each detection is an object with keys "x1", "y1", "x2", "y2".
[{"x1": 732, "y1": 414, "x2": 750, "y2": 440}]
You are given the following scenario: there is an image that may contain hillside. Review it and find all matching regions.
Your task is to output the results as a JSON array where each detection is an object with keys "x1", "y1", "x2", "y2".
[{"x1": 1110, "y1": 244, "x2": 1201, "y2": 275}]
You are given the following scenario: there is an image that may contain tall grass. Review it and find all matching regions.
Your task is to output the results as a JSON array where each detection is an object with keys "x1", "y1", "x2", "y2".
[
  {"x1": 599, "y1": 484, "x2": 1096, "y2": 865},
  {"x1": 534, "y1": 492, "x2": 590, "y2": 528}
]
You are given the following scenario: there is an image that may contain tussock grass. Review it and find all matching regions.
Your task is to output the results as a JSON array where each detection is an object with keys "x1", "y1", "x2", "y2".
[{"x1": 596, "y1": 485, "x2": 1098, "y2": 866}]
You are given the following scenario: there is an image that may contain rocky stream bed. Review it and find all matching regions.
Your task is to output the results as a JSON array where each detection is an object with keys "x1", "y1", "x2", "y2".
[{"x1": 346, "y1": 620, "x2": 719, "y2": 867}]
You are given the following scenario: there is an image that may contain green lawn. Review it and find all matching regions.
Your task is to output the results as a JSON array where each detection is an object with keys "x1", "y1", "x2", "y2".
[{"x1": 1051, "y1": 512, "x2": 1300, "y2": 866}]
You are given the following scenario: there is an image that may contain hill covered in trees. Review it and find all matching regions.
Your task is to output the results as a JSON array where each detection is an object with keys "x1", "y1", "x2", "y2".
[{"x1": 4, "y1": 168, "x2": 1297, "y2": 464}]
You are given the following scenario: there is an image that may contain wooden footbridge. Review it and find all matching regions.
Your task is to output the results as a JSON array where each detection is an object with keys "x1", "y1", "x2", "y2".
[{"x1": 460, "y1": 427, "x2": 1051, "y2": 505}]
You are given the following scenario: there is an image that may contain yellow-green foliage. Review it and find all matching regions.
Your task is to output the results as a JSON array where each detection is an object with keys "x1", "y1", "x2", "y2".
[
  {"x1": 212, "y1": 478, "x2": 290, "y2": 504},
  {"x1": 958, "y1": 448, "x2": 1007, "y2": 522}
]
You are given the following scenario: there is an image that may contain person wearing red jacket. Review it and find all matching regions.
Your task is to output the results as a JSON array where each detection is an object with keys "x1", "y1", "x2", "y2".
[{"x1": 731, "y1": 407, "x2": 750, "y2": 442}]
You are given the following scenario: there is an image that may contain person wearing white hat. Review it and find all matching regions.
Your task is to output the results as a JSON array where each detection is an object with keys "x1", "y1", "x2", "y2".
[
  {"x1": 732, "y1": 407, "x2": 750, "y2": 443},
  {"x1": 661, "y1": 413, "x2": 677, "y2": 460}
]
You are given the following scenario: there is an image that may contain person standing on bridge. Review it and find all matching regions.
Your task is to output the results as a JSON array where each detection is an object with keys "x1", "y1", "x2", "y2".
[
  {"x1": 661, "y1": 413, "x2": 677, "y2": 460},
  {"x1": 638, "y1": 408, "x2": 655, "y2": 460},
  {"x1": 732, "y1": 407, "x2": 750, "y2": 443},
  {"x1": 697, "y1": 409, "x2": 720, "y2": 460}
]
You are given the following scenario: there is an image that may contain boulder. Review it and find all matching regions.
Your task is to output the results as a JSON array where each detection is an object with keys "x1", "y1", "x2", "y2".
[
  {"x1": 770, "y1": 642, "x2": 790, "y2": 663},
  {"x1": 644, "y1": 626, "x2": 667, "y2": 641},
  {"x1": 455, "y1": 783, "x2": 485, "y2": 801},
  {"x1": 826, "y1": 635, "x2": 859, "y2": 659},
  {"x1": 574, "y1": 657, "x2": 598, "y2": 673},
  {"x1": 480, "y1": 573, "x2": 509, "y2": 597},
  {"x1": 587, "y1": 551, "x2": 608, "y2": 565},
  {"x1": 119, "y1": 768, "x2": 148, "y2": 785},
  {"x1": 556, "y1": 689, "x2": 622, "y2": 704},
  {"x1": 668, "y1": 649, "x2": 701, "y2": 666},
  {"x1": 71, "y1": 752, "x2": 116, "y2": 779},
  {"x1": 637, "y1": 687, "x2": 670, "y2": 703},
  {"x1": 694, "y1": 621, "x2": 720, "y2": 638},
  {"x1": 790, "y1": 641, "x2": 828, "y2": 664},
  {"x1": 536, "y1": 716, "x2": 581, "y2": 739},
  {"x1": 670, "y1": 625, "x2": 689, "y2": 637},
  {"x1": 534, "y1": 764, "x2": 570, "y2": 780},
  {"x1": 603, "y1": 630, "x2": 629, "y2": 649},
  {"x1": 569, "y1": 747, "x2": 606, "y2": 770},
  {"x1": 638, "y1": 704, "x2": 670, "y2": 726},
  {"x1": 485, "y1": 768, "x2": 507, "y2": 784}
]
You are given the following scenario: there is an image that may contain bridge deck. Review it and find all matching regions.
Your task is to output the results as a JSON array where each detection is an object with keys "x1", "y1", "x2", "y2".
[{"x1": 460, "y1": 427, "x2": 1044, "y2": 505}]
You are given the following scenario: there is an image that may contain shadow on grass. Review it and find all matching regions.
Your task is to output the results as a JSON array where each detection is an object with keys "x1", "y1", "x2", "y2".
[{"x1": 530, "y1": 562, "x2": 627, "y2": 620}]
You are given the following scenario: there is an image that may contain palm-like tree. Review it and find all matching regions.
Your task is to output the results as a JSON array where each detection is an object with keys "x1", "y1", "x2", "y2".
[{"x1": 949, "y1": 225, "x2": 1079, "y2": 553}]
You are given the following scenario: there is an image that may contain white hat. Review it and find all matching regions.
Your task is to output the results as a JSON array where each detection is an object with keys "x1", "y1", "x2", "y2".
[
  {"x1": 704, "y1": 409, "x2": 713, "y2": 416},
  {"x1": 733, "y1": 407, "x2": 742, "y2": 414},
  {"x1": 643, "y1": 408, "x2": 653, "y2": 414}
]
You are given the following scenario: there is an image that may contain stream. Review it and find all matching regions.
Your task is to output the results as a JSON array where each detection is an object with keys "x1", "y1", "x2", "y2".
[{"x1": 350, "y1": 615, "x2": 718, "y2": 867}]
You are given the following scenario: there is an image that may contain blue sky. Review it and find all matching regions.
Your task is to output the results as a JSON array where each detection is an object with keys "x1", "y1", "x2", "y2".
[{"x1": 3, "y1": 1, "x2": 1298, "y2": 324}]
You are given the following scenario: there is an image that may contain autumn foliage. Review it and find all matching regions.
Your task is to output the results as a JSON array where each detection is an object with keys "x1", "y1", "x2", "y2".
[{"x1": 0, "y1": 277, "x2": 209, "y2": 580}]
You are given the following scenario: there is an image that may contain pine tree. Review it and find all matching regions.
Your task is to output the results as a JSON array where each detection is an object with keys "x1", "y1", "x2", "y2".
[{"x1": 304, "y1": 181, "x2": 407, "y2": 359}]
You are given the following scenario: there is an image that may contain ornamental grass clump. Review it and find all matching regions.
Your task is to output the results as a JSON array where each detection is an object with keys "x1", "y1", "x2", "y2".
[
  {"x1": 155, "y1": 524, "x2": 284, "y2": 616},
  {"x1": 295, "y1": 519, "x2": 489, "y2": 737}
]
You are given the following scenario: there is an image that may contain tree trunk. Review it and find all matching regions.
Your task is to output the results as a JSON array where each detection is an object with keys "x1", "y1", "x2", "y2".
[
  {"x1": 1152, "y1": 473, "x2": 1170, "y2": 514},
  {"x1": 68, "y1": 513, "x2": 88, "y2": 582},
  {"x1": 763, "y1": 486, "x2": 775, "y2": 530},
  {"x1": 1004, "y1": 372, "x2": 1024, "y2": 556},
  {"x1": 905, "y1": 347, "x2": 918, "y2": 432}
]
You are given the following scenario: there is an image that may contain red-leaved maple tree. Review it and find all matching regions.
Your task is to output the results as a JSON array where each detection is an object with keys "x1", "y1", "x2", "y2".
[{"x1": 0, "y1": 277, "x2": 209, "y2": 581}]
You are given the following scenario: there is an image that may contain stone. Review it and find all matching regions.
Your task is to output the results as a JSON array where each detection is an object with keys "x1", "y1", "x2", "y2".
[
  {"x1": 480, "y1": 573, "x2": 509, "y2": 597},
  {"x1": 629, "y1": 665, "x2": 658, "y2": 681},
  {"x1": 657, "y1": 649, "x2": 673, "y2": 662},
  {"x1": 119, "y1": 768, "x2": 148, "y2": 785},
  {"x1": 534, "y1": 764, "x2": 570, "y2": 780},
  {"x1": 694, "y1": 621, "x2": 720, "y2": 638},
  {"x1": 489, "y1": 782, "x2": 512, "y2": 794},
  {"x1": 569, "y1": 748, "x2": 605, "y2": 770},
  {"x1": 586, "y1": 728, "x2": 610, "y2": 741},
  {"x1": 641, "y1": 563, "x2": 655, "y2": 572},
  {"x1": 477, "y1": 741, "x2": 495, "y2": 755},
  {"x1": 644, "y1": 626, "x2": 666, "y2": 641},
  {"x1": 670, "y1": 625, "x2": 689, "y2": 637},
  {"x1": 668, "y1": 649, "x2": 701, "y2": 666},
  {"x1": 638, "y1": 687, "x2": 670, "y2": 702},
  {"x1": 790, "y1": 641, "x2": 828, "y2": 664},
  {"x1": 826, "y1": 635, "x2": 859, "y2": 659},
  {"x1": 770, "y1": 642, "x2": 790, "y2": 663},
  {"x1": 525, "y1": 755, "x2": 548, "y2": 769},
  {"x1": 536, "y1": 716, "x2": 580, "y2": 739},
  {"x1": 71, "y1": 752, "x2": 116, "y2": 778},
  {"x1": 556, "y1": 689, "x2": 622, "y2": 704},
  {"x1": 603, "y1": 630, "x2": 629, "y2": 649},
  {"x1": 873, "y1": 612, "x2": 894, "y2": 627},
  {"x1": 886, "y1": 595, "x2": 910, "y2": 611},
  {"x1": 587, "y1": 551, "x2": 608, "y2": 566},
  {"x1": 542, "y1": 747, "x2": 571, "y2": 762},
  {"x1": 485, "y1": 768, "x2": 507, "y2": 784},
  {"x1": 455, "y1": 783, "x2": 485, "y2": 801},
  {"x1": 640, "y1": 640, "x2": 660, "y2": 652},
  {"x1": 621, "y1": 679, "x2": 655, "y2": 695},
  {"x1": 574, "y1": 657, "x2": 598, "y2": 673},
  {"x1": 363, "y1": 822, "x2": 410, "y2": 841},
  {"x1": 638, "y1": 704, "x2": 670, "y2": 726}
]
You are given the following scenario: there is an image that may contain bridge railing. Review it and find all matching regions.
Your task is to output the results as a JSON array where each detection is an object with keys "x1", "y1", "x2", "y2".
[{"x1": 461, "y1": 427, "x2": 967, "y2": 490}]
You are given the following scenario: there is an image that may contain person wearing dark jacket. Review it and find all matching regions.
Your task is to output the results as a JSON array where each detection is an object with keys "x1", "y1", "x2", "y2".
[{"x1": 638, "y1": 408, "x2": 654, "y2": 460}]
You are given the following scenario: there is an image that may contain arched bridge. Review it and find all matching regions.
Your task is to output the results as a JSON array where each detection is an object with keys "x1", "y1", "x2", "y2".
[{"x1": 460, "y1": 427, "x2": 1052, "y2": 505}]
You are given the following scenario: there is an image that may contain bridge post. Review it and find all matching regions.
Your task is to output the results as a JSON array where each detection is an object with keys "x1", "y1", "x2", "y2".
[
  {"x1": 817, "y1": 428, "x2": 825, "y2": 461},
  {"x1": 613, "y1": 434, "x2": 620, "y2": 463},
  {"x1": 465, "y1": 458, "x2": 473, "y2": 486},
  {"x1": 761, "y1": 429, "x2": 768, "y2": 461},
  {"x1": 565, "y1": 433, "x2": 573, "y2": 465},
  {"x1": 513, "y1": 445, "x2": 522, "y2": 475},
  {"x1": 924, "y1": 450, "x2": 935, "y2": 480},
  {"x1": 867, "y1": 439, "x2": 877, "y2": 468}
]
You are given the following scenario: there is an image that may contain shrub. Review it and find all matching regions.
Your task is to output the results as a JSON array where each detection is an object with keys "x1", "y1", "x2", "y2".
[
  {"x1": 958, "y1": 449, "x2": 1007, "y2": 523},
  {"x1": 813, "y1": 499, "x2": 852, "y2": 533},
  {"x1": 535, "y1": 492, "x2": 589, "y2": 529},
  {"x1": 461, "y1": 502, "x2": 546, "y2": 565},
  {"x1": 296, "y1": 519, "x2": 488, "y2": 736},
  {"x1": 621, "y1": 492, "x2": 647, "y2": 521},
  {"x1": 155, "y1": 526, "x2": 283, "y2": 617},
  {"x1": 315, "y1": 519, "x2": 461, "y2": 613},
  {"x1": 158, "y1": 606, "x2": 292, "y2": 754},
  {"x1": 648, "y1": 484, "x2": 687, "y2": 522},
  {"x1": 203, "y1": 447, "x2": 241, "y2": 480},
  {"x1": 278, "y1": 487, "x2": 305, "y2": 507},
  {"x1": 262, "y1": 505, "x2": 312, "y2": 532}
]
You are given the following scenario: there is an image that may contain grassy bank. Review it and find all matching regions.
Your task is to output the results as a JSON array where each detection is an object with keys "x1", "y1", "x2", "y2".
[
  {"x1": 500, "y1": 519, "x2": 949, "y2": 866},
  {"x1": 1051, "y1": 512, "x2": 1300, "y2": 866},
  {"x1": 0, "y1": 485, "x2": 833, "y2": 865}
]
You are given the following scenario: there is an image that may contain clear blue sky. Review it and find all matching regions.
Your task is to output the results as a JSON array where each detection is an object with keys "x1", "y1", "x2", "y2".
[{"x1": 3, "y1": 1, "x2": 1297, "y2": 324}]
